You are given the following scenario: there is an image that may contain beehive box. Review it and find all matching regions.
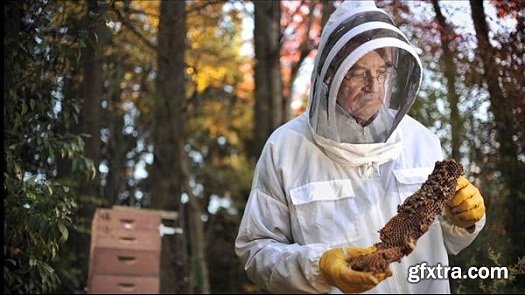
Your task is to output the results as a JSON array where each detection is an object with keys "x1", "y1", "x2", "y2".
[{"x1": 88, "y1": 208, "x2": 162, "y2": 293}]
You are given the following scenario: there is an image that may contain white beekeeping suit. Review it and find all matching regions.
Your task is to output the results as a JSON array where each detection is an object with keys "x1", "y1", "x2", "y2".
[{"x1": 235, "y1": 1, "x2": 485, "y2": 293}]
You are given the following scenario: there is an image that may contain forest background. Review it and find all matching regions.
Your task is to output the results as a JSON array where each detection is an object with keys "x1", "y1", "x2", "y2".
[{"x1": 4, "y1": 0, "x2": 525, "y2": 293}]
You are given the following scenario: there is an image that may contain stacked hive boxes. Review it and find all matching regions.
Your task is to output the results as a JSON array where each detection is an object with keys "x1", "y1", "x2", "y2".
[{"x1": 88, "y1": 208, "x2": 162, "y2": 293}]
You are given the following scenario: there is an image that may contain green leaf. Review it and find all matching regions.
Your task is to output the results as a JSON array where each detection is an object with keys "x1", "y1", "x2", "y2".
[
  {"x1": 9, "y1": 88, "x2": 17, "y2": 99},
  {"x1": 64, "y1": 57, "x2": 70, "y2": 72},
  {"x1": 28, "y1": 191, "x2": 37, "y2": 201},
  {"x1": 22, "y1": 103, "x2": 28, "y2": 116},
  {"x1": 58, "y1": 222, "x2": 69, "y2": 243},
  {"x1": 78, "y1": 39, "x2": 87, "y2": 49},
  {"x1": 15, "y1": 116, "x2": 22, "y2": 129},
  {"x1": 14, "y1": 163, "x2": 23, "y2": 180},
  {"x1": 48, "y1": 147, "x2": 55, "y2": 161},
  {"x1": 72, "y1": 158, "x2": 78, "y2": 171},
  {"x1": 29, "y1": 279, "x2": 34, "y2": 291},
  {"x1": 45, "y1": 183, "x2": 53, "y2": 195},
  {"x1": 29, "y1": 257, "x2": 37, "y2": 267},
  {"x1": 6, "y1": 259, "x2": 17, "y2": 267}
]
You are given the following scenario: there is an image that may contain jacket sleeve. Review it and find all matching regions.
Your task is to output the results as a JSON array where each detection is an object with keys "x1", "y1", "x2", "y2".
[
  {"x1": 439, "y1": 213, "x2": 486, "y2": 255},
  {"x1": 234, "y1": 142, "x2": 332, "y2": 293},
  {"x1": 421, "y1": 125, "x2": 486, "y2": 255}
]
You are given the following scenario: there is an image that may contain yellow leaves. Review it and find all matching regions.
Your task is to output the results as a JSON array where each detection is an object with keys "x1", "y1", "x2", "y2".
[
  {"x1": 196, "y1": 66, "x2": 227, "y2": 92},
  {"x1": 185, "y1": 1, "x2": 246, "y2": 95},
  {"x1": 189, "y1": 101, "x2": 225, "y2": 137},
  {"x1": 226, "y1": 153, "x2": 242, "y2": 170},
  {"x1": 130, "y1": 1, "x2": 160, "y2": 29},
  {"x1": 187, "y1": 95, "x2": 252, "y2": 150}
]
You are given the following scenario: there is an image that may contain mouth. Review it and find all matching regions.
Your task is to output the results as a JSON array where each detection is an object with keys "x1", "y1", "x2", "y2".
[{"x1": 360, "y1": 93, "x2": 379, "y2": 102}]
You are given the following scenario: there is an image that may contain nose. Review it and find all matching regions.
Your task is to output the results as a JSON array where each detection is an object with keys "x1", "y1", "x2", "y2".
[{"x1": 362, "y1": 75, "x2": 379, "y2": 93}]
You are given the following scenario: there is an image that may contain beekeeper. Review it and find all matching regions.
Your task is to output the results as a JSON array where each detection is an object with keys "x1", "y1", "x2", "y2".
[{"x1": 235, "y1": 1, "x2": 486, "y2": 293}]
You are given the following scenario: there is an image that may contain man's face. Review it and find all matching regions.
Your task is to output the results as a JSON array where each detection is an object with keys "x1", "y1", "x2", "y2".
[{"x1": 337, "y1": 50, "x2": 389, "y2": 125}]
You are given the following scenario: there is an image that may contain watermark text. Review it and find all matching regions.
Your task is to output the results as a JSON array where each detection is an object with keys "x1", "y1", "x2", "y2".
[{"x1": 408, "y1": 262, "x2": 508, "y2": 283}]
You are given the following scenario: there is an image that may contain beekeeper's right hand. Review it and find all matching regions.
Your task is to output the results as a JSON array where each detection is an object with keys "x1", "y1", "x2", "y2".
[{"x1": 319, "y1": 246, "x2": 392, "y2": 293}]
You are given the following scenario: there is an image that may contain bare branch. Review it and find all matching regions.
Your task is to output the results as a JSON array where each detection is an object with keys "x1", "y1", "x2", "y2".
[
  {"x1": 289, "y1": 2, "x2": 317, "y2": 86},
  {"x1": 280, "y1": 0, "x2": 307, "y2": 43},
  {"x1": 109, "y1": 1, "x2": 157, "y2": 51},
  {"x1": 186, "y1": 0, "x2": 218, "y2": 16}
]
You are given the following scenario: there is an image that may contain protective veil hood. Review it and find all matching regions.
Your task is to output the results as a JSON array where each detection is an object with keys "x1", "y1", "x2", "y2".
[{"x1": 307, "y1": 0, "x2": 422, "y2": 166}]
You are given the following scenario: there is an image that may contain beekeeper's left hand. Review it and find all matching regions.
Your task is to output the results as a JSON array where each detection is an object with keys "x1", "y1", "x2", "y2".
[{"x1": 445, "y1": 176, "x2": 485, "y2": 232}]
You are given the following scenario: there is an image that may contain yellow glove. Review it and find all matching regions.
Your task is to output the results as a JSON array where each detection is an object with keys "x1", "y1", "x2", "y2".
[
  {"x1": 446, "y1": 176, "x2": 485, "y2": 233},
  {"x1": 319, "y1": 246, "x2": 392, "y2": 293}
]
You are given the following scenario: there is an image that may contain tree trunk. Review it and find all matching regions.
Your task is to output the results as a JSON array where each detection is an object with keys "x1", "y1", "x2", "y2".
[
  {"x1": 153, "y1": 0, "x2": 192, "y2": 292},
  {"x1": 76, "y1": 0, "x2": 108, "y2": 289},
  {"x1": 469, "y1": 0, "x2": 524, "y2": 250},
  {"x1": 4, "y1": 2, "x2": 21, "y2": 40},
  {"x1": 283, "y1": 2, "x2": 316, "y2": 121},
  {"x1": 188, "y1": 189, "x2": 210, "y2": 293},
  {"x1": 431, "y1": 0, "x2": 462, "y2": 161},
  {"x1": 104, "y1": 91, "x2": 126, "y2": 205},
  {"x1": 321, "y1": 0, "x2": 335, "y2": 28},
  {"x1": 253, "y1": 1, "x2": 282, "y2": 159},
  {"x1": 81, "y1": 0, "x2": 105, "y2": 179}
]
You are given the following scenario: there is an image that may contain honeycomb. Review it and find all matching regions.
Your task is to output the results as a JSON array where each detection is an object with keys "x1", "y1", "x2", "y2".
[{"x1": 349, "y1": 159, "x2": 464, "y2": 273}]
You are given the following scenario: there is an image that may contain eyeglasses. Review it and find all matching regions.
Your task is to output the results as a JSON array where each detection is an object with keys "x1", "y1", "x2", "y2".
[{"x1": 343, "y1": 65, "x2": 397, "y2": 85}]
